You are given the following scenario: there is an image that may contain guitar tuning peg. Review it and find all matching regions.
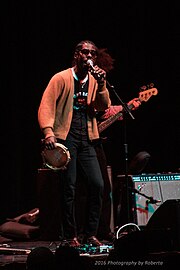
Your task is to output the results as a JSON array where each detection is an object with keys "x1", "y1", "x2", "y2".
[
  {"x1": 139, "y1": 85, "x2": 147, "y2": 91},
  {"x1": 147, "y1": 83, "x2": 154, "y2": 89},
  {"x1": 149, "y1": 82, "x2": 154, "y2": 88}
]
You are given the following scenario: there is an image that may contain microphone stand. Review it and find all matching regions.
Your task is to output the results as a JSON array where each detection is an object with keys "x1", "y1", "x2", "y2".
[
  {"x1": 107, "y1": 82, "x2": 135, "y2": 119},
  {"x1": 106, "y1": 81, "x2": 135, "y2": 225},
  {"x1": 133, "y1": 188, "x2": 161, "y2": 205}
]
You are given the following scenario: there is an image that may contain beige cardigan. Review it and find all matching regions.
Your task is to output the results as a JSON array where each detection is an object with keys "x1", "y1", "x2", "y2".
[{"x1": 38, "y1": 68, "x2": 111, "y2": 141}]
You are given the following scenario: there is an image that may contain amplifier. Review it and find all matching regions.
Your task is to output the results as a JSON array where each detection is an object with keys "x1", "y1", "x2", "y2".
[{"x1": 132, "y1": 173, "x2": 180, "y2": 226}]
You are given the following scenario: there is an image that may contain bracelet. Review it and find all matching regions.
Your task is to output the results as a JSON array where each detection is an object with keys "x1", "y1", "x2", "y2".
[{"x1": 45, "y1": 136, "x2": 56, "y2": 140}]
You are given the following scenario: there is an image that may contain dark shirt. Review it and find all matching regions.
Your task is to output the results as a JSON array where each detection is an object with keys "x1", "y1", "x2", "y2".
[{"x1": 69, "y1": 78, "x2": 89, "y2": 141}]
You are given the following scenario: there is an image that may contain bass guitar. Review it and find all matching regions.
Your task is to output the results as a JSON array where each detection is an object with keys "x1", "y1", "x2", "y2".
[{"x1": 98, "y1": 87, "x2": 158, "y2": 134}]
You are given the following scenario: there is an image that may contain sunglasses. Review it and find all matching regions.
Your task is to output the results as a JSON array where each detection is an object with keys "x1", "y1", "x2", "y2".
[{"x1": 80, "y1": 49, "x2": 97, "y2": 57}]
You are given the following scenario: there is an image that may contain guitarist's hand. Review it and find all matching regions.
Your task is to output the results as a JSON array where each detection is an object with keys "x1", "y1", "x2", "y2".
[
  {"x1": 101, "y1": 105, "x2": 123, "y2": 120},
  {"x1": 100, "y1": 98, "x2": 141, "y2": 121},
  {"x1": 127, "y1": 98, "x2": 141, "y2": 110}
]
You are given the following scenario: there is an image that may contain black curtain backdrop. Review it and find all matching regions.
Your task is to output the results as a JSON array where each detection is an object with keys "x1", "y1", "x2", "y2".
[{"x1": 1, "y1": 1, "x2": 180, "y2": 220}]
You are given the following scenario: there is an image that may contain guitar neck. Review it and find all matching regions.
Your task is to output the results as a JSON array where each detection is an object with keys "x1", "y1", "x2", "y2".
[{"x1": 98, "y1": 103, "x2": 134, "y2": 134}]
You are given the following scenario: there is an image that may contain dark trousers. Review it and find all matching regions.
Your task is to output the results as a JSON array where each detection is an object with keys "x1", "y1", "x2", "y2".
[
  {"x1": 76, "y1": 142, "x2": 112, "y2": 239},
  {"x1": 58, "y1": 136, "x2": 104, "y2": 239}
]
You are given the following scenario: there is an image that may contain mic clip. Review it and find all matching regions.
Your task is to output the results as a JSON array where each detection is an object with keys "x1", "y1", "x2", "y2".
[{"x1": 146, "y1": 197, "x2": 161, "y2": 204}]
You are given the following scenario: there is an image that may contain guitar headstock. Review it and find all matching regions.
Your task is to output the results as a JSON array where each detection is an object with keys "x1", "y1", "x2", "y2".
[{"x1": 139, "y1": 83, "x2": 158, "y2": 102}]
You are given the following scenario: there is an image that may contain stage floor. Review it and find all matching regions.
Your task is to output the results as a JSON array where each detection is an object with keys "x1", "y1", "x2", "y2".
[
  {"x1": 0, "y1": 238, "x2": 112, "y2": 269},
  {"x1": 1, "y1": 237, "x2": 180, "y2": 269}
]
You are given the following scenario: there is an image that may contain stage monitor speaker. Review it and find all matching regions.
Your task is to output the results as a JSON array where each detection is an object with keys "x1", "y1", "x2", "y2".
[
  {"x1": 133, "y1": 174, "x2": 180, "y2": 226},
  {"x1": 145, "y1": 199, "x2": 180, "y2": 250}
]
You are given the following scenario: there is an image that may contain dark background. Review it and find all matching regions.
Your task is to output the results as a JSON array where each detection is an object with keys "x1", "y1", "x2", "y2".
[{"x1": 1, "y1": 1, "x2": 180, "y2": 220}]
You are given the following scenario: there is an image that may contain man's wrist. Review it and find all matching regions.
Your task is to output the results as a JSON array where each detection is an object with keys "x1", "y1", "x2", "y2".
[{"x1": 98, "y1": 79, "x2": 106, "y2": 87}]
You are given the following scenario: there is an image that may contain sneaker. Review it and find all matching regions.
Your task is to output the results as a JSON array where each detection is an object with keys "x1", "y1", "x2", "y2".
[
  {"x1": 86, "y1": 236, "x2": 102, "y2": 246},
  {"x1": 65, "y1": 237, "x2": 81, "y2": 247}
]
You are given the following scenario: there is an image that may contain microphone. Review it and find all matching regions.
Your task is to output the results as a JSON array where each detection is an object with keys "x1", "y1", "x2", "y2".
[
  {"x1": 87, "y1": 59, "x2": 95, "y2": 71},
  {"x1": 87, "y1": 59, "x2": 104, "y2": 79}
]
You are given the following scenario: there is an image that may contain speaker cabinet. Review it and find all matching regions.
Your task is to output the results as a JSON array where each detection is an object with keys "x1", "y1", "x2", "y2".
[
  {"x1": 112, "y1": 200, "x2": 180, "y2": 256},
  {"x1": 37, "y1": 169, "x2": 63, "y2": 240},
  {"x1": 133, "y1": 175, "x2": 180, "y2": 226}
]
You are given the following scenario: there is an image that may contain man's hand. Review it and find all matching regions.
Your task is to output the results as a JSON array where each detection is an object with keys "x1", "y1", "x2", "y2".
[
  {"x1": 127, "y1": 98, "x2": 141, "y2": 110},
  {"x1": 89, "y1": 64, "x2": 106, "y2": 84},
  {"x1": 44, "y1": 136, "x2": 57, "y2": 150},
  {"x1": 100, "y1": 98, "x2": 141, "y2": 121},
  {"x1": 101, "y1": 105, "x2": 123, "y2": 120}
]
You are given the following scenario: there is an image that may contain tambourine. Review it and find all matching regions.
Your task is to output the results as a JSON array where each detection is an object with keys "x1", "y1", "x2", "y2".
[{"x1": 41, "y1": 143, "x2": 71, "y2": 171}]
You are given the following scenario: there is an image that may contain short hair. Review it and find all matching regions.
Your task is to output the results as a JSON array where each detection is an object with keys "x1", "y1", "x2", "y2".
[{"x1": 74, "y1": 40, "x2": 98, "y2": 53}]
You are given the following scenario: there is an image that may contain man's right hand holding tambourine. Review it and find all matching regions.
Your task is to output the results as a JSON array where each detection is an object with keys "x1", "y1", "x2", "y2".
[{"x1": 43, "y1": 136, "x2": 57, "y2": 150}]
